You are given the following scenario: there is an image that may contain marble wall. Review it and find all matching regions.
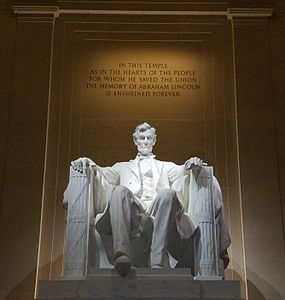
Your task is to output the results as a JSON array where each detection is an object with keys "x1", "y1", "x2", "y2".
[{"x1": 0, "y1": 1, "x2": 284, "y2": 300}]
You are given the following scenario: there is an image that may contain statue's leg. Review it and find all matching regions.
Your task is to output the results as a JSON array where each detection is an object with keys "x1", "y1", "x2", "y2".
[
  {"x1": 150, "y1": 189, "x2": 179, "y2": 268},
  {"x1": 109, "y1": 185, "x2": 136, "y2": 260},
  {"x1": 132, "y1": 214, "x2": 153, "y2": 267},
  {"x1": 168, "y1": 228, "x2": 195, "y2": 271}
]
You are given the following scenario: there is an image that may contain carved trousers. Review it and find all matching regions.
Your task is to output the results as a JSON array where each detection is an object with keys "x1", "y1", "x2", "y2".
[{"x1": 108, "y1": 185, "x2": 180, "y2": 267}]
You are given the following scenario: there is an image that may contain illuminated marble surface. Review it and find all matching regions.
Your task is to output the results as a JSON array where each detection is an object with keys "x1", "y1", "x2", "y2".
[{"x1": 37, "y1": 269, "x2": 242, "y2": 300}]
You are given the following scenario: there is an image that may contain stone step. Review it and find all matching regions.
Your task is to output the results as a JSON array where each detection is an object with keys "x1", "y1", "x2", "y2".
[
  {"x1": 37, "y1": 269, "x2": 242, "y2": 300},
  {"x1": 36, "y1": 296, "x2": 242, "y2": 300}
]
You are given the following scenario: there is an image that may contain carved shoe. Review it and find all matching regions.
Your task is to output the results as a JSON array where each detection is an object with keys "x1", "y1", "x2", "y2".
[
  {"x1": 114, "y1": 255, "x2": 131, "y2": 277},
  {"x1": 151, "y1": 264, "x2": 163, "y2": 268}
]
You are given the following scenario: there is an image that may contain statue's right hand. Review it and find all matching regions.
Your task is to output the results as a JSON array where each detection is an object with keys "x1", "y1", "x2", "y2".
[{"x1": 71, "y1": 157, "x2": 94, "y2": 173}]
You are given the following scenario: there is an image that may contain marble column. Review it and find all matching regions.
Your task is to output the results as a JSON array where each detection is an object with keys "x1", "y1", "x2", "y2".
[
  {"x1": 0, "y1": 6, "x2": 58, "y2": 300},
  {"x1": 228, "y1": 7, "x2": 285, "y2": 300}
]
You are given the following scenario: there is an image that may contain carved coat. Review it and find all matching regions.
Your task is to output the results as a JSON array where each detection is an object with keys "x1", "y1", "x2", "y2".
[{"x1": 93, "y1": 156, "x2": 230, "y2": 249}]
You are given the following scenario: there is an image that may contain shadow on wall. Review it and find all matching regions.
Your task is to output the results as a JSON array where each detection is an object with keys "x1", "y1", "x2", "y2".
[
  {"x1": 214, "y1": 267, "x2": 283, "y2": 300},
  {"x1": 247, "y1": 280, "x2": 266, "y2": 300},
  {"x1": 4, "y1": 269, "x2": 36, "y2": 300},
  {"x1": 4, "y1": 255, "x2": 63, "y2": 300},
  {"x1": 247, "y1": 268, "x2": 284, "y2": 300}
]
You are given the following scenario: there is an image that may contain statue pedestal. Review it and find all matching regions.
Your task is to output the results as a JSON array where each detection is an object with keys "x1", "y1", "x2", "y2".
[{"x1": 37, "y1": 269, "x2": 242, "y2": 300}]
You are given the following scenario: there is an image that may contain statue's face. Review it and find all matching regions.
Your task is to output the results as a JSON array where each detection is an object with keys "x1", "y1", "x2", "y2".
[{"x1": 135, "y1": 129, "x2": 156, "y2": 156}]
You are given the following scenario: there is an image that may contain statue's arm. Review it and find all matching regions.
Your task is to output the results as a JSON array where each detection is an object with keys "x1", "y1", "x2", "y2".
[
  {"x1": 70, "y1": 157, "x2": 119, "y2": 185},
  {"x1": 167, "y1": 156, "x2": 204, "y2": 185},
  {"x1": 167, "y1": 162, "x2": 184, "y2": 185},
  {"x1": 64, "y1": 157, "x2": 119, "y2": 215},
  {"x1": 96, "y1": 165, "x2": 120, "y2": 186}
]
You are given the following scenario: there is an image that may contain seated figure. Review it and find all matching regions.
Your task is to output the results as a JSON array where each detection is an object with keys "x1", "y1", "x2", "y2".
[{"x1": 63, "y1": 122, "x2": 231, "y2": 277}]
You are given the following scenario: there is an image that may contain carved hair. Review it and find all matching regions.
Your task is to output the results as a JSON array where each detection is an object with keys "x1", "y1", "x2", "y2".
[{"x1": 133, "y1": 122, "x2": 157, "y2": 142}]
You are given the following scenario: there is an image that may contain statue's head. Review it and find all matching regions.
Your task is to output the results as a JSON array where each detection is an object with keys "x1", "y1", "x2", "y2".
[{"x1": 133, "y1": 122, "x2": 157, "y2": 156}]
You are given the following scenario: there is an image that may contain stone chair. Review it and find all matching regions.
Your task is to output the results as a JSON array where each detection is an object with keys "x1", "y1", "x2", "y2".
[{"x1": 62, "y1": 165, "x2": 230, "y2": 279}]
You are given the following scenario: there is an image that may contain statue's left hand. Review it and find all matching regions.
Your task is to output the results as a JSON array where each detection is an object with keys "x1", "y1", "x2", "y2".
[
  {"x1": 185, "y1": 157, "x2": 204, "y2": 170},
  {"x1": 71, "y1": 157, "x2": 94, "y2": 174}
]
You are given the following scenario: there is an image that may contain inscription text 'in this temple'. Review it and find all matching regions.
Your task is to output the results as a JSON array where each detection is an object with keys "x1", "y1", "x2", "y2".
[{"x1": 86, "y1": 62, "x2": 201, "y2": 97}]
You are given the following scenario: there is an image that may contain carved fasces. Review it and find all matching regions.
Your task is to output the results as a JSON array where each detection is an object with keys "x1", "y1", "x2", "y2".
[
  {"x1": 189, "y1": 167, "x2": 230, "y2": 278},
  {"x1": 62, "y1": 165, "x2": 91, "y2": 278},
  {"x1": 62, "y1": 159, "x2": 115, "y2": 277}
]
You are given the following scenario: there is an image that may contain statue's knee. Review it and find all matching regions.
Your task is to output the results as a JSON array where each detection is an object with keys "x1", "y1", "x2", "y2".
[
  {"x1": 113, "y1": 185, "x2": 130, "y2": 196},
  {"x1": 111, "y1": 185, "x2": 131, "y2": 202},
  {"x1": 157, "y1": 189, "x2": 177, "y2": 204},
  {"x1": 114, "y1": 185, "x2": 128, "y2": 193}
]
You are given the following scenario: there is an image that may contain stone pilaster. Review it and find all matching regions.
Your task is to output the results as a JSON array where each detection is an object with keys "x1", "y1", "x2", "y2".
[
  {"x1": 228, "y1": 6, "x2": 285, "y2": 300},
  {"x1": 0, "y1": 6, "x2": 58, "y2": 300}
]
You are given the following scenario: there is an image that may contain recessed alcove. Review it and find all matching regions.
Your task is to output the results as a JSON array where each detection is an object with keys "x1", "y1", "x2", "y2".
[
  {"x1": 35, "y1": 12, "x2": 246, "y2": 299},
  {"x1": 2, "y1": 1, "x2": 285, "y2": 299}
]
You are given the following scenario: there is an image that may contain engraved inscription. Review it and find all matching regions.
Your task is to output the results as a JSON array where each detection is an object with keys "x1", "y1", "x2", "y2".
[{"x1": 86, "y1": 62, "x2": 201, "y2": 98}]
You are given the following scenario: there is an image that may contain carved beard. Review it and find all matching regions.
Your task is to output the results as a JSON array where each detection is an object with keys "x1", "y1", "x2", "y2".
[{"x1": 137, "y1": 144, "x2": 154, "y2": 156}]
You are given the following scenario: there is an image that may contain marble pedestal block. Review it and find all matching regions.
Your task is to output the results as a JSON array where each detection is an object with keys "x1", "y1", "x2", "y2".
[{"x1": 37, "y1": 269, "x2": 242, "y2": 300}]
